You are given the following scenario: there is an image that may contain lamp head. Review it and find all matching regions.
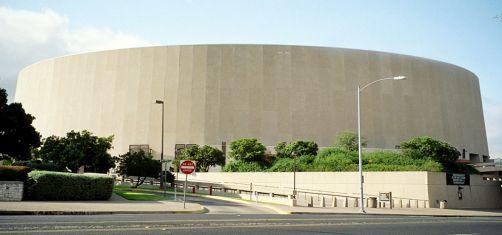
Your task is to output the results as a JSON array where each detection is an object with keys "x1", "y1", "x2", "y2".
[
  {"x1": 155, "y1": 100, "x2": 164, "y2": 104},
  {"x1": 393, "y1": 76, "x2": 406, "y2": 80}
]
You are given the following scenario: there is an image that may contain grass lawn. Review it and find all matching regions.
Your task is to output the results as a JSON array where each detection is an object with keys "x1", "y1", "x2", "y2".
[{"x1": 114, "y1": 190, "x2": 171, "y2": 201}]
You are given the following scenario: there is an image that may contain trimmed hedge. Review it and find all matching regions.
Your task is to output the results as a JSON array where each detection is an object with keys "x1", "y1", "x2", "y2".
[
  {"x1": 25, "y1": 171, "x2": 113, "y2": 200},
  {"x1": 0, "y1": 165, "x2": 31, "y2": 181},
  {"x1": 13, "y1": 160, "x2": 64, "y2": 172}
]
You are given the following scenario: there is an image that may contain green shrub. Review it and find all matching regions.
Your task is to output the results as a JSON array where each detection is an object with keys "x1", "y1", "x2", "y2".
[
  {"x1": 25, "y1": 171, "x2": 113, "y2": 200},
  {"x1": 274, "y1": 142, "x2": 288, "y2": 158},
  {"x1": 316, "y1": 147, "x2": 357, "y2": 160},
  {"x1": 333, "y1": 132, "x2": 366, "y2": 151},
  {"x1": 268, "y1": 155, "x2": 314, "y2": 172},
  {"x1": 1, "y1": 159, "x2": 13, "y2": 165},
  {"x1": 442, "y1": 162, "x2": 479, "y2": 174},
  {"x1": 309, "y1": 148, "x2": 443, "y2": 172},
  {"x1": 12, "y1": 160, "x2": 64, "y2": 172},
  {"x1": 311, "y1": 155, "x2": 357, "y2": 172},
  {"x1": 0, "y1": 165, "x2": 32, "y2": 181},
  {"x1": 400, "y1": 136, "x2": 460, "y2": 164},
  {"x1": 162, "y1": 171, "x2": 175, "y2": 183},
  {"x1": 362, "y1": 151, "x2": 443, "y2": 171},
  {"x1": 229, "y1": 138, "x2": 266, "y2": 162},
  {"x1": 275, "y1": 140, "x2": 318, "y2": 158},
  {"x1": 309, "y1": 147, "x2": 356, "y2": 171},
  {"x1": 175, "y1": 145, "x2": 225, "y2": 172},
  {"x1": 223, "y1": 160, "x2": 265, "y2": 172}
]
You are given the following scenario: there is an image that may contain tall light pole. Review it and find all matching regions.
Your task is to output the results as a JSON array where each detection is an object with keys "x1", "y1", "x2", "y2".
[
  {"x1": 293, "y1": 151, "x2": 297, "y2": 199},
  {"x1": 155, "y1": 100, "x2": 165, "y2": 189},
  {"x1": 357, "y1": 75, "x2": 406, "y2": 213}
]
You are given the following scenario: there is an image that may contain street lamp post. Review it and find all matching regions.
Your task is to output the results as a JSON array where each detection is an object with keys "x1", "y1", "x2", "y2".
[
  {"x1": 357, "y1": 75, "x2": 406, "y2": 213},
  {"x1": 155, "y1": 100, "x2": 165, "y2": 189}
]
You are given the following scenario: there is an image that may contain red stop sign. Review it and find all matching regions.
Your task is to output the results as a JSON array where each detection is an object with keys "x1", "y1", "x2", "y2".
[{"x1": 180, "y1": 160, "x2": 196, "y2": 174}]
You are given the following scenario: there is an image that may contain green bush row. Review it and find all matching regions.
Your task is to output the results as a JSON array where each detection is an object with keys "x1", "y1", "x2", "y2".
[
  {"x1": 224, "y1": 148, "x2": 444, "y2": 172},
  {"x1": 12, "y1": 160, "x2": 64, "y2": 172},
  {"x1": 25, "y1": 170, "x2": 114, "y2": 200},
  {"x1": 223, "y1": 160, "x2": 266, "y2": 172},
  {"x1": 0, "y1": 165, "x2": 31, "y2": 181}
]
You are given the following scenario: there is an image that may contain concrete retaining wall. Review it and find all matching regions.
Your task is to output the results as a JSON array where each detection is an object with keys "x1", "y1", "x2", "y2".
[
  {"x1": 0, "y1": 181, "x2": 24, "y2": 201},
  {"x1": 186, "y1": 172, "x2": 502, "y2": 209}
]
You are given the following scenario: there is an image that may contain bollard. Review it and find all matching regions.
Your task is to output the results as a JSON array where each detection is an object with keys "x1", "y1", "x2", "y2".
[
  {"x1": 332, "y1": 196, "x2": 337, "y2": 207},
  {"x1": 192, "y1": 186, "x2": 196, "y2": 193},
  {"x1": 368, "y1": 197, "x2": 377, "y2": 208},
  {"x1": 290, "y1": 194, "x2": 297, "y2": 207},
  {"x1": 209, "y1": 185, "x2": 213, "y2": 195}
]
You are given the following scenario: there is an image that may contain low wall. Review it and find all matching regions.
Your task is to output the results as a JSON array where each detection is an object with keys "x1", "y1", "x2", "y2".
[
  {"x1": 427, "y1": 173, "x2": 502, "y2": 208},
  {"x1": 187, "y1": 172, "x2": 429, "y2": 200},
  {"x1": 186, "y1": 172, "x2": 502, "y2": 209},
  {"x1": 0, "y1": 181, "x2": 24, "y2": 201}
]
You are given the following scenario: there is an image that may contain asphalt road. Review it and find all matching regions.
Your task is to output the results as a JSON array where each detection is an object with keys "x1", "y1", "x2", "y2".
[{"x1": 1, "y1": 214, "x2": 502, "y2": 234}]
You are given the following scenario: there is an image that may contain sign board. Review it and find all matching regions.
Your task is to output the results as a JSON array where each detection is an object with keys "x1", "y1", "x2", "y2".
[
  {"x1": 175, "y1": 144, "x2": 186, "y2": 158},
  {"x1": 446, "y1": 173, "x2": 470, "y2": 185},
  {"x1": 161, "y1": 159, "x2": 172, "y2": 171},
  {"x1": 180, "y1": 160, "x2": 196, "y2": 174},
  {"x1": 129, "y1": 144, "x2": 150, "y2": 154},
  {"x1": 379, "y1": 192, "x2": 392, "y2": 202}
]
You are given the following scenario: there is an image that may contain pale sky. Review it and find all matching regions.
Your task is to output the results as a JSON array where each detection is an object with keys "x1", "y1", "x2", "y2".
[{"x1": 0, "y1": 0, "x2": 501, "y2": 157}]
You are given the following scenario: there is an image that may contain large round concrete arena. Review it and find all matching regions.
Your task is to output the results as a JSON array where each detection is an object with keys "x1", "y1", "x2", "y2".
[{"x1": 15, "y1": 45, "x2": 489, "y2": 161}]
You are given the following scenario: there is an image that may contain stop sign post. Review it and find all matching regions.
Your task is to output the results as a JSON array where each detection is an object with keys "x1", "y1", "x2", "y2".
[{"x1": 180, "y1": 160, "x2": 196, "y2": 208}]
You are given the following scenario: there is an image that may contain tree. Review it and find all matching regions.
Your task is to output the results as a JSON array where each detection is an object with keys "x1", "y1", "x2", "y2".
[
  {"x1": 0, "y1": 88, "x2": 41, "y2": 160},
  {"x1": 115, "y1": 150, "x2": 161, "y2": 188},
  {"x1": 334, "y1": 132, "x2": 366, "y2": 151},
  {"x1": 275, "y1": 140, "x2": 318, "y2": 158},
  {"x1": 35, "y1": 130, "x2": 115, "y2": 173},
  {"x1": 173, "y1": 144, "x2": 225, "y2": 172},
  {"x1": 229, "y1": 138, "x2": 266, "y2": 162},
  {"x1": 274, "y1": 142, "x2": 288, "y2": 158},
  {"x1": 400, "y1": 136, "x2": 460, "y2": 164}
]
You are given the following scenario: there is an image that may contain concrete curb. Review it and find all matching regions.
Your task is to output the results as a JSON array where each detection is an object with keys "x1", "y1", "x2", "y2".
[
  {"x1": 200, "y1": 195, "x2": 252, "y2": 204},
  {"x1": 286, "y1": 211, "x2": 502, "y2": 217},
  {"x1": 0, "y1": 207, "x2": 208, "y2": 216}
]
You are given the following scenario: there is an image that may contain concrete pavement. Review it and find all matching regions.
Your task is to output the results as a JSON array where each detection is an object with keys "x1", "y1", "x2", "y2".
[{"x1": 0, "y1": 194, "x2": 206, "y2": 215}]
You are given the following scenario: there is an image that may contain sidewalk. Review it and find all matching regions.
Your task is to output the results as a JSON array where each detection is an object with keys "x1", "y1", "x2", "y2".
[{"x1": 0, "y1": 194, "x2": 206, "y2": 215}]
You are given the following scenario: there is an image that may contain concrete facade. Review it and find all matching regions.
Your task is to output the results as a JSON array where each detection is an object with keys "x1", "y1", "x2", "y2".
[{"x1": 15, "y1": 45, "x2": 489, "y2": 160}]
